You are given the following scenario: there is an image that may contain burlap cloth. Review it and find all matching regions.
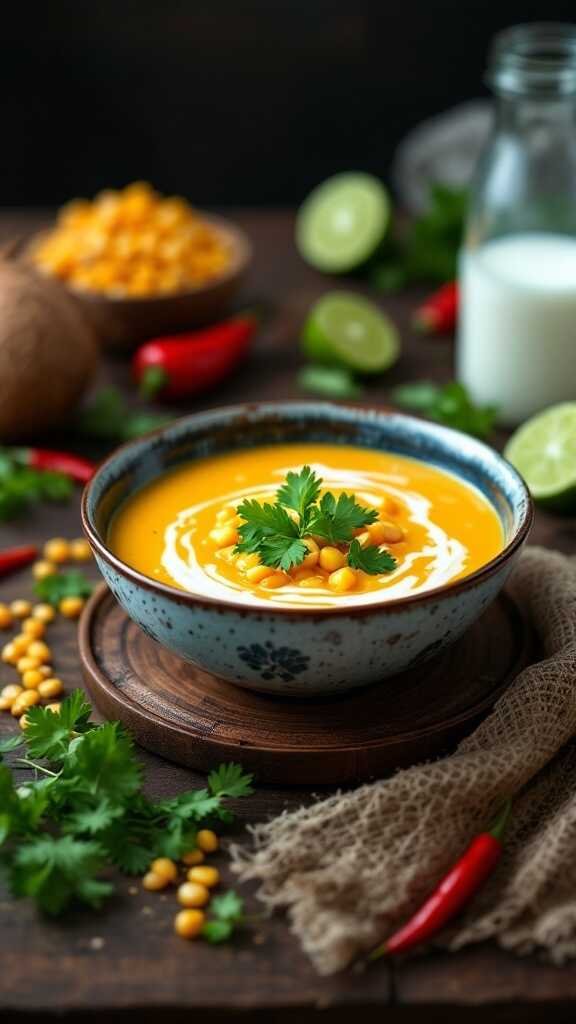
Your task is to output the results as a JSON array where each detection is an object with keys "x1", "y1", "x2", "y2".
[{"x1": 232, "y1": 545, "x2": 576, "y2": 975}]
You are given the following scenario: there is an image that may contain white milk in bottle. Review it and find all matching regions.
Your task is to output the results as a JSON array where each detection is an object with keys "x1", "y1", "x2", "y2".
[
  {"x1": 458, "y1": 233, "x2": 576, "y2": 424},
  {"x1": 457, "y1": 24, "x2": 576, "y2": 425}
]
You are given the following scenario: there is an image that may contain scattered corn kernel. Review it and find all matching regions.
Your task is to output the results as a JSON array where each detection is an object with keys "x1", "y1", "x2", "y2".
[
  {"x1": 0, "y1": 604, "x2": 13, "y2": 629},
  {"x1": 245, "y1": 564, "x2": 275, "y2": 584},
  {"x1": 177, "y1": 881, "x2": 210, "y2": 908},
  {"x1": 26, "y1": 641, "x2": 51, "y2": 663},
  {"x1": 33, "y1": 604, "x2": 56, "y2": 623},
  {"x1": 38, "y1": 665, "x2": 53, "y2": 679},
  {"x1": 12, "y1": 635, "x2": 31, "y2": 655},
  {"x1": 12, "y1": 690, "x2": 40, "y2": 717},
  {"x1": 319, "y1": 546, "x2": 346, "y2": 572},
  {"x1": 43, "y1": 538, "x2": 70, "y2": 563},
  {"x1": 22, "y1": 618, "x2": 45, "y2": 638},
  {"x1": 1, "y1": 643, "x2": 19, "y2": 664},
  {"x1": 150, "y1": 857, "x2": 178, "y2": 883},
  {"x1": 10, "y1": 600, "x2": 32, "y2": 619},
  {"x1": 0, "y1": 697, "x2": 12, "y2": 711},
  {"x1": 22, "y1": 669, "x2": 44, "y2": 690},
  {"x1": 328, "y1": 567, "x2": 357, "y2": 592},
  {"x1": 17, "y1": 656, "x2": 42, "y2": 674},
  {"x1": 32, "y1": 560, "x2": 57, "y2": 581},
  {"x1": 196, "y1": 829, "x2": 219, "y2": 853},
  {"x1": 209, "y1": 525, "x2": 239, "y2": 548},
  {"x1": 174, "y1": 908, "x2": 205, "y2": 939},
  {"x1": 70, "y1": 538, "x2": 92, "y2": 561},
  {"x1": 181, "y1": 849, "x2": 205, "y2": 866},
  {"x1": 59, "y1": 596, "x2": 85, "y2": 619},
  {"x1": 187, "y1": 865, "x2": 220, "y2": 889},
  {"x1": 46, "y1": 702, "x2": 61, "y2": 713},
  {"x1": 37, "y1": 678, "x2": 64, "y2": 699},
  {"x1": 1, "y1": 683, "x2": 23, "y2": 703},
  {"x1": 356, "y1": 531, "x2": 371, "y2": 548},
  {"x1": 260, "y1": 572, "x2": 289, "y2": 589},
  {"x1": 19, "y1": 713, "x2": 30, "y2": 730},
  {"x1": 142, "y1": 871, "x2": 168, "y2": 892}
]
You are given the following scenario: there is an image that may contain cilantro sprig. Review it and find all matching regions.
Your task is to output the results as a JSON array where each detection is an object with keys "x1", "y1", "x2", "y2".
[
  {"x1": 0, "y1": 692, "x2": 253, "y2": 920},
  {"x1": 34, "y1": 571, "x2": 94, "y2": 607},
  {"x1": 391, "y1": 380, "x2": 497, "y2": 440},
  {"x1": 235, "y1": 466, "x2": 397, "y2": 576},
  {"x1": 0, "y1": 450, "x2": 73, "y2": 522}
]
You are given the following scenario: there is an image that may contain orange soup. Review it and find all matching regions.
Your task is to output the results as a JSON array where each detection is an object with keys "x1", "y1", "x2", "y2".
[{"x1": 109, "y1": 444, "x2": 504, "y2": 609}]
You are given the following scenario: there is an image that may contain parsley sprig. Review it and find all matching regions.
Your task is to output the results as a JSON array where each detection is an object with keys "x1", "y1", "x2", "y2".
[
  {"x1": 34, "y1": 570, "x2": 94, "y2": 607},
  {"x1": 235, "y1": 466, "x2": 397, "y2": 576},
  {"x1": 0, "y1": 692, "x2": 253, "y2": 919},
  {"x1": 0, "y1": 450, "x2": 73, "y2": 522}
]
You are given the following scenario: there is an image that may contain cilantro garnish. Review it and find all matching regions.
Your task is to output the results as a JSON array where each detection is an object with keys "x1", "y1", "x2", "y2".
[
  {"x1": 235, "y1": 466, "x2": 397, "y2": 576},
  {"x1": 34, "y1": 570, "x2": 94, "y2": 607},
  {"x1": 77, "y1": 387, "x2": 171, "y2": 442},
  {"x1": 0, "y1": 691, "x2": 253, "y2": 923}
]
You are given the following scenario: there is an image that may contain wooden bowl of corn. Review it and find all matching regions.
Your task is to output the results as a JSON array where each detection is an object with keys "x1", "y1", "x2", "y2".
[{"x1": 25, "y1": 183, "x2": 252, "y2": 351}]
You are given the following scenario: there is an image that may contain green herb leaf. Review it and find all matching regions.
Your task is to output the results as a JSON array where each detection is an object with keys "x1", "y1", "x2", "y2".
[
  {"x1": 298, "y1": 365, "x2": 362, "y2": 399},
  {"x1": 63, "y1": 800, "x2": 124, "y2": 836},
  {"x1": 235, "y1": 499, "x2": 307, "y2": 570},
  {"x1": 62, "y1": 723, "x2": 141, "y2": 802},
  {"x1": 392, "y1": 380, "x2": 497, "y2": 440},
  {"x1": 307, "y1": 491, "x2": 378, "y2": 544},
  {"x1": 77, "y1": 388, "x2": 171, "y2": 443},
  {"x1": 347, "y1": 538, "x2": 397, "y2": 575},
  {"x1": 34, "y1": 571, "x2": 94, "y2": 607},
  {"x1": 0, "y1": 454, "x2": 73, "y2": 522},
  {"x1": 276, "y1": 465, "x2": 322, "y2": 521},
  {"x1": 208, "y1": 763, "x2": 255, "y2": 799},
  {"x1": 25, "y1": 691, "x2": 93, "y2": 761},
  {"x1": 202, "y1": 919, "x2": 234, "y2": 943},
  {"x1": 0, "y1": 735, "x2": 24, "y2": 757},
  {"x1": 202, "y1": 890, "x2": 245, "y2": 943},
  {"x1": 10, "y1": 835, "x2": 109, "y2": 915}
]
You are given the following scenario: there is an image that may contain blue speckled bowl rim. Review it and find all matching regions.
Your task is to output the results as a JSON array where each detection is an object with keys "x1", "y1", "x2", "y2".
[{"x1": 81, "y1": 401, "x2": 533, "y2": 619}]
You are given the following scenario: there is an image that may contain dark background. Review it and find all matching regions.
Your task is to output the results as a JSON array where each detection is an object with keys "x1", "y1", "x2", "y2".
[{"x1": 1, "y1": 1, "x2": 575, "y2": 208}]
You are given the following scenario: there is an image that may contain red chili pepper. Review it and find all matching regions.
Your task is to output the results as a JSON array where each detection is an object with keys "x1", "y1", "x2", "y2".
[
  {"x1": 371, "y1": 802, "x2": 510, "y2": 959},
  {"x1": 22, "y1": 449, "x2": 96, "y2": 484},
  {"x1": 0, "y1": 544, "x2": 38, "y2": 578},
  {"x1": 133, "y1": 314, "x2": 257, "y2": 400},
  {"x1": 413, "y1": 281, "x2": 458, "y2": 335}
]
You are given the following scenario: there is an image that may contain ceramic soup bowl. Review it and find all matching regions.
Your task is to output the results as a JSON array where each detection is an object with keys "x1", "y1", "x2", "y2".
[{"x1": 82, "y1": 402, "x2": 532, "y2": 696}]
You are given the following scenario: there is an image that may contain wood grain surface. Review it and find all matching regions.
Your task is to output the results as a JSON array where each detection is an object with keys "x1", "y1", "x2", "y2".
[{"x1": 1, "y1": 209, "x2": 575, "y2": 1023}]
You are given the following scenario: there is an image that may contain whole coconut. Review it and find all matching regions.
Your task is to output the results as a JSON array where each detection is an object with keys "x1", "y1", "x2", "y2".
[{"x1": 0, "y1": 259, "x2": 98, "y2": 440}]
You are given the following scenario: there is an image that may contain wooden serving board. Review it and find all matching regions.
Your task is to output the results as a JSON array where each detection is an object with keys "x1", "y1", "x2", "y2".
[{"x1": 79, "y1": 585, "x2": 532, "y2": 785}]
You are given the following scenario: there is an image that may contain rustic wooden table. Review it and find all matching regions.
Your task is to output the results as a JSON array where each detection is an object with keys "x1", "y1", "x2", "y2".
[{"x1": 1, "y1": 209, "x2": 575, "y2": 1023}]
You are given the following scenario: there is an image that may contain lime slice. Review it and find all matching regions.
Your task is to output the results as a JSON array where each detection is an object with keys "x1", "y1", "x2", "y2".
[
  {"x1": 504, "y1": 402, "x2": 576, "y2": 512},
  {"x1": 296, "y1": 172, "x2": 389, "y2": 273},
  {"x1": 302, "y1": 291, "x2": 400, "y2": 375}
]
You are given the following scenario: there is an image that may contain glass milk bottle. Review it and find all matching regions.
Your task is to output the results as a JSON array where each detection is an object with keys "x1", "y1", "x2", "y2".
[{"x1": 458, "y1": 23, "x2": 576, "y2": 425}]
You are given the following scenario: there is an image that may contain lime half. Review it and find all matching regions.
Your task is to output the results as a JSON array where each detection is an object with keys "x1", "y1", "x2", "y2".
[
  {"x1": 302, "y1": 291, "x2": 400, "y2": 375},
  {"x1": 504, "y1": 402, "x2": 576, "y2": 512},
  {"x1": 296, "y1": 172, "x2": 389, "y2": 273}
]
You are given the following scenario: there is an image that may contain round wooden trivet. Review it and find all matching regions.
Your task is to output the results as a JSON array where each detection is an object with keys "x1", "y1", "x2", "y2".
[{"x1": 79, "y1": 586, "x2": 532, "y2": 785}]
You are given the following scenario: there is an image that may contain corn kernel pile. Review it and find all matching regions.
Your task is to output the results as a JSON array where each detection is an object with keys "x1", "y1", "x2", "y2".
[
  {"x1": 141, "y1": 830, "x2": 222, "y2": 940},
  {"x1": 31, "y1": 182, "x2": 233, "y2": 298}
]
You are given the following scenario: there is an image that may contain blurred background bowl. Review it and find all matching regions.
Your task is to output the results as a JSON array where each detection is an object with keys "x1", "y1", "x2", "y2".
[{"x1": 22, "y1": 213, "x2": 252, "y2": 352}]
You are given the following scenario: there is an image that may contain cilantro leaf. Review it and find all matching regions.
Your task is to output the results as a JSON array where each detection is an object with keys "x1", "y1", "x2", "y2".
[
  {"x1": 63, "y1": 800, "x2": 124, "y2": 836},
  {"x1": 347, "y1": 538, "x2": 397, "y2": 575},
  {"x1": 10, "y1": 835, "x2": 109, "y2": 915},
  {"x1": 99, "y1": 822, "x2": 154, "y2": 875},
  {"x1": 202, "y1": 890, "x2": 245, "y2": 943},
  {"x1": 158, "y1": 789, "x2": 222, "y2": 822},
  {"x1": 392, "y1": 380, "x2": 497, "y2": 440},
  {"x1": 34, "y1": 571, "x2": 94, "y2": 607},
  {"x1": 25, "y1": 691, "x2": 93, "y2": 762},
  {"x1": 0, "y1": 460, "x2": 73, "y2": 522},
  {"x1": 235, "y1": 499, "x2": 307, "y2": 570},
  {"x1": 276, "y1": 466, "x2": 322, "y2": 521},
  {"x1": 62, "y1": 723, "x2": 142, "y2": 802},
  {"x1": 0, "y1": 735, "x2": 24, "y2": 758},
  {"x1": 298, "y1": 364, "x2": 362, "y2": 400},
  {"x1": 208, "y1": 763, "x2": 255, "y2": 799},
  {"x1": 308, "y1": 491, "x2": 378, "y2": 544}
]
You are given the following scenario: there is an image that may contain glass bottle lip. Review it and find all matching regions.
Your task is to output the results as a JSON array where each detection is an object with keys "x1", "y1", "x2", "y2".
[{"x1": 488, "y1": 22, "x2": 576, "y2": 96}]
